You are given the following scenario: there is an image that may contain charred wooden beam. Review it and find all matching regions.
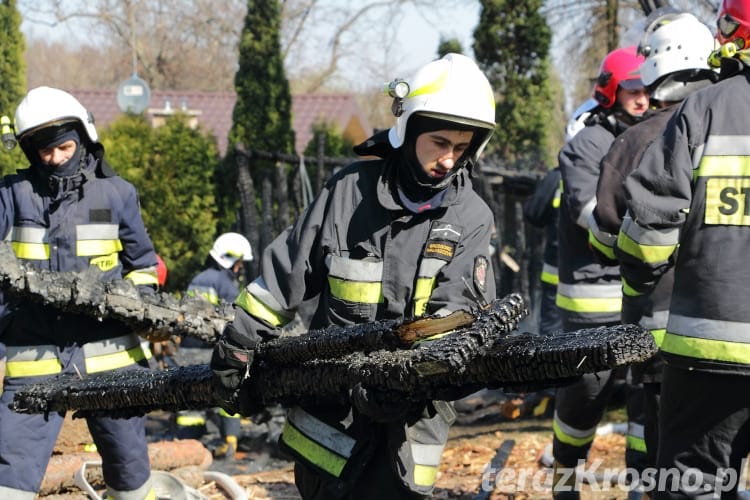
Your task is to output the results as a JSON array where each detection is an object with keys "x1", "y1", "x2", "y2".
[
  {"x1": 0, "y1": 241, "x2": 231, "y2": 344},
  {"x1": 11, "y1": 292, "x2": 657, "y2": 418}
]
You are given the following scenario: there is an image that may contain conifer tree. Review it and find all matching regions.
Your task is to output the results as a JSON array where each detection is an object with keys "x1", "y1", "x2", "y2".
[{"x1": 0, "y1": 0, "x2": 27, "y2": 176}]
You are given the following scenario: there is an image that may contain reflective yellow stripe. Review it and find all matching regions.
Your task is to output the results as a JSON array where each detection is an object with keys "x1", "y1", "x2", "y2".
[
  {"x1": 660, "y1": 332, "x2": 750, "y2": 364},
  {"x1": 218, "y1": 408, "x2": 240, "y2": 418},
  {"x1": 85, "y1": 345, "x2": 148, "y2": 373},
  {"x1": 617, "y1": 231, "x2": 677, "y2": 264},
  {"x1": 187, "y1": 288, "x2": 220, "y2": 305},
  {"x1": 236, "y1": 288, "x2": 289, "y2": 327},
  {"x1": 5, "y1": 358, "x2": 62, "y2": 377},
  {"x1": 125, "y1": 269, "x2": 159, "y2": 286},
  {"x1": 328, "y1": 276, "x2": 384, "y2": 304},
  {"x1": 651, "y1": 328, "x2": 666, "y2": 347},
  {"x1": 414, "y1": 464, "x2": 439, "y2": 487},
  {"x1": 555, "y1": 294, "x2": 621, "y2": 314},
  {"x1": 282, "y1": 423, "x2": 348, "y2": 477},
  {"x1": 176, "y1": 415, "x2": 206, "y2": 426},
  {"x1": 626, "y1": 435, "x2": 647, "y2": 453},
  {"x1": 12, "y1": 241, "x2": 49, "y2": 260},
  {"x1": 621, "y1": 278, "x2": 642, "y2": 297},
  {"x1": 76, "y1": 239, "x2": 123, "y2": 257},
  {"x1": 695, "y1": 155, "x2": 750, "y2": 178},
  {"x1": 588, "y1": 231, "x2": 616, "y2": 260},
  {"x1": 413, "y1": 277, "x2": 436, "y2": 317},
  {"x1": 409, "y1": 70, "x2": 449, "y2": 98},
  {"x1": 553, "y1": 419, "x2": 595, "y2": 447},
  {"x1": 541, "y1": 270, "x2": 559, "y2": 285}
]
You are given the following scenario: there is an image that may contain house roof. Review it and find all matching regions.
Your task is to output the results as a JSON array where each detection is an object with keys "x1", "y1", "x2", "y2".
[{"x1": 69, "y1": 89, "x2": 372, "y2": 156}]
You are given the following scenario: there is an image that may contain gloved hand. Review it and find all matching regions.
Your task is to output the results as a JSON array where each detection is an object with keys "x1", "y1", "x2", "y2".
[
  {"x1": 351, "y1": 383, "x2": 415, "y2": 423},
  {"x1": 210, "y1": 335, "x2": 255, "y2": 391}
]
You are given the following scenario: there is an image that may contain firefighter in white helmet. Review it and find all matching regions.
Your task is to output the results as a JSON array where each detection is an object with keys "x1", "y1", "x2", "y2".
[
  {"x1": 617, "y1": 0, "x2": 750, "y2": 495},
  {"x1": 209, "y1": 53, "x2": 497, "y2": 498},
  {"x1": 176, "y1": 232, "x2": 253, "y2": 459},
  {"x1": 0, "y1": 86, "x2": 158, "y2": 498},
  {"x1": 588, "y1": 10, "x2": 718, "y2": 497}
]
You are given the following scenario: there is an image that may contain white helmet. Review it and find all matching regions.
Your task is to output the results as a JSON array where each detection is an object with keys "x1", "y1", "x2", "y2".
[
  {"x1": 637, "y1": 12, "x2": 716, "y2": 101},
  {"x1": 387, "y1": 53, "x2": 496, "y2": 164},
  {"x1": 210, "y1": 232, "x2": 253, "y2": 269},
  {"x1": 14, "y1": 86, "x2": 98, "y2": 144},
  {"x1": 565, "y1": 98, "x2": 598, "y2": 142}
]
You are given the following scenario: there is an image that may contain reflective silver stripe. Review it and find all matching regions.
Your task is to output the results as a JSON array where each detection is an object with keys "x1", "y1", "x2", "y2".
[
  {"x1": 418, "y1": 257, "x2": 446, "y2": 278},
  {"x1": 0, "y1": 485, "x2": 35, "y2": 499},
  {"x1": 286, "y1": 407, "x2": 356, "y2": 458},
  {"x1": 554, "y1": 410, "x2": 598, "y2": 438},
  {"x1": 411, "y1": 443, "x2": 445, "y2": 467},
  {"x1": 6, "y1": 345, "x2": 58, "y2": 362},
  {"x1": 82, "y1": 333, "x2": 141, "y2": 358},
  {"x1": 557, "y1": 282, "x2": 622, "y2": 299},
  {"x1": 576, "y1": 197, "x2": 597, "y2": 229},
  {"x1": 246, "y1": 277, "x2": 293, "y2": 318},
  {"x1": 76, "y1": 223, "x2": 119, "y2": 240},
  {"x1": 11, "y1": 226, "x2": 47, "y2": 243},
  {"x1": 621, "y1": 213, "x2": 680, "y2": 247},
  {"x1": 587, "y1": 212, "x2": 616, "y2": 247},
  {"x1": 640, "y1": 310, "x2": 669, "y2": 331},
  {"x1": 326, "y1": 254, "x2": 383, "y2": 281},
  {"x1": 628, "y1": 422, "x2": 645, "y2": 440},
  {"x1": 542, "y1": 262, "x2": 558, "y2": 276},
  {"x1": 668, "y1": 314, "x2": 750, "y2": 343},
  {"x1": 703, "y1": 135, "x2": 750, "y2": 156}
]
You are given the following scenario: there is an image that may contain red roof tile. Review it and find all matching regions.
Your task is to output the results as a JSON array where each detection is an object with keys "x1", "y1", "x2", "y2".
[{"x1": 68, "y1": 89, "x2": 372, "y2": 156}]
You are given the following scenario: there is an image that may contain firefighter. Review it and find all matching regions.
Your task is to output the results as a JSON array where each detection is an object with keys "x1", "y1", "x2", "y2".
[
  {"x1": 210, "y1": 53, "x2": 496, "y2": 499},
  {"x1": 176, "y1": 232, "x2": 253, "y2": 459},
  {"x1": 0, "y1": 87, "x2": 158, "y2": 499},
  {"x1": 588, "y1": 12, "x2": 717, "y2": 492},
  {"x1": 551, "y1": 46, "x2": 649, "y2": 499},
  {"x1": 617, "y1": 1, "x2": 750, "y2": 496}
]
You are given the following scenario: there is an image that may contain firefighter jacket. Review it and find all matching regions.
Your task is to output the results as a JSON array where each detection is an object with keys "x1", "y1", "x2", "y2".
[
  {"x1": 557, "y1": 115, "x2": 625, "y2": 326},
  {"x1": 230, "y1": 156, "x2": 496, "y2": 496},
  {"x1": 187, "y1": 266, "x2": 240, "y2": 306},
  {"x1": 0, "y1": 151, "x2": 158, "y2": 371},
  {"x1": 618, "y1": 69, "x2": 750, "y2": 374},
  {"x1": 523, "y1": 167, "x2": 561, "y2": 288},
  {"x1": 591, "y1": 106, "x2": 676, "y2": 352}
]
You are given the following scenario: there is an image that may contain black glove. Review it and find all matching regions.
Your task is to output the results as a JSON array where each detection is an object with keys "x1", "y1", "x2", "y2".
[
  {"x1": 351, "y1": 383, "x2": 415, "y2": 423},
  {"x1": 210, "y1": 336, "x2": 255, "y2": 391}
]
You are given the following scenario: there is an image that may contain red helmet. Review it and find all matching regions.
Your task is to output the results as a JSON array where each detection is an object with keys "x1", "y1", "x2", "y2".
[
  {"x1": 717, "y1": 0, "x2": 750, "y2": 48},
  {"x1": 156, "y1": 254, "x2": 168, "y2": 287},
  {"x1": 593, "y1": 46, "x2": 645, "y2": 108}
]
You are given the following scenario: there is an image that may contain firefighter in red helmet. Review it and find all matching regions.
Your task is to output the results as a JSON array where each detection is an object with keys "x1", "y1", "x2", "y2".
[{"x1": 550, "y1": 46, "x2": 649, "y2": 499}]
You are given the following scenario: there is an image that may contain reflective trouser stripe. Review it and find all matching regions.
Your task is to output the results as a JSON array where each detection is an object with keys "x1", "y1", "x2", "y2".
[
  {"x1": 651, "y1": 329, "x2": 666, "y2": 348},
  {"x1": 83, "y1": 334, "x2": 150, "y2": 373},
  {"x1": 541, "y1": 263, "x2": 558, "y2": 285},
  {"x1": 556, "y1": 283, "x2": 622, "y2": 313},
  {"x1": 553, "y1": 411, "x2": 596, "y2": 447},
  {"x1": 411, "y1": 443, "x2": 444, "y2": 487},
  {"x1": 627, "y1": 422, "x2": 646, "y2": 453},
  {"x1": 282, "y1": 408, "x2": 356, "y2": 478}
]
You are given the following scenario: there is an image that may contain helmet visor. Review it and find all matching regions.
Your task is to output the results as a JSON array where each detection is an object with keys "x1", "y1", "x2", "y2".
[
  {"x1": 619, "y1": 78, "x2": 645, "y2": 90},
  {"x1": 718, "y1": 13, "x2": 741, "y2": 40}
]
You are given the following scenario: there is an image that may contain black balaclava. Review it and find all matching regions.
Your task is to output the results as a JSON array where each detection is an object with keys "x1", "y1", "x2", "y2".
[
  {"x1": 28, "y1": 124, "x2": 83, "y2": 178},
  {"x1": 397, "y1": 114, "x2": 479, "y2": 205}
]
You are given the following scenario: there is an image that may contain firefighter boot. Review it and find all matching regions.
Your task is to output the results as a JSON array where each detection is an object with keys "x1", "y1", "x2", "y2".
[
  {"x1": 551, "y1": 460, "x2": 581, "y2": 500},
  {"x1": 213, "y1": 435, "x2": 237, "y2": 459}
]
